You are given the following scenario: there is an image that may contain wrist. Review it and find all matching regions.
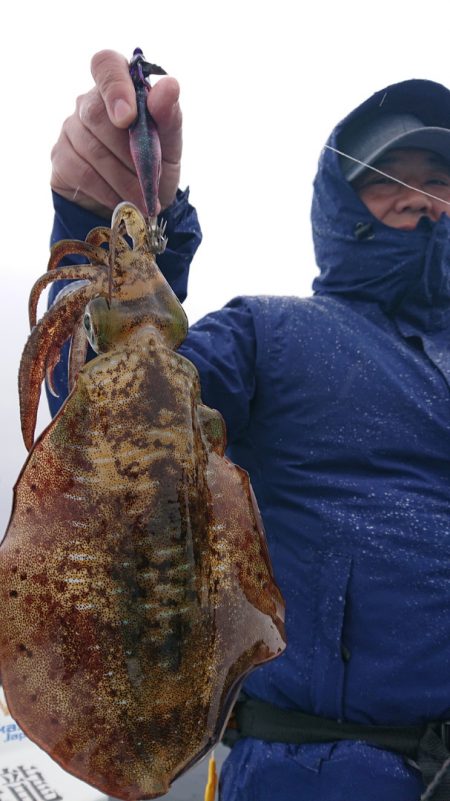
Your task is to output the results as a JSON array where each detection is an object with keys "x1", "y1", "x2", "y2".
[{"x1": 51, "y1": 187, "x2": 112, "y2": 222}]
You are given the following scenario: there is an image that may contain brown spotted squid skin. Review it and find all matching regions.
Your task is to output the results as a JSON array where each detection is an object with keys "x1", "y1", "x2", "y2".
[{"x1": 0, "y1": 203, "x2": 286, "y2": 800}]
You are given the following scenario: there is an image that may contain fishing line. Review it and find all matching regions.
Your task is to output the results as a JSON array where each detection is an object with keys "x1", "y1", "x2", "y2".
[{"x1": 324, "y1": 145, "x2": 450, "y2": 207}]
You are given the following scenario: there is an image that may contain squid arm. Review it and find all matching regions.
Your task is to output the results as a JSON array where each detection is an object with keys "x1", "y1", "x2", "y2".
[
  {"x1": 68, "y1": 316, "x2": 90, "y2": 392},
  {"x1": 29, "y1": 265, "x2": 108, "y2": 329},
  {"x1": 19, "y1": 282, "x2": 105, "y2": 451}
]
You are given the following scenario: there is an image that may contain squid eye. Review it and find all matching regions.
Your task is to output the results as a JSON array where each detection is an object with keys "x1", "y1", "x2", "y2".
[{"x1": 83, "y1": 313, "x2": 92, "y2": 333}]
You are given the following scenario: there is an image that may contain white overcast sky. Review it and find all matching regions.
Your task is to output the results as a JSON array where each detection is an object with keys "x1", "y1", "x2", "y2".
[{"x1": 1, "y1": 0, "x2": 449, "y2": 532}]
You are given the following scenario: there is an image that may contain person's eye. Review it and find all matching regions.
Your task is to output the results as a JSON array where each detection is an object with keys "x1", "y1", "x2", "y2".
[
  {"x1": 426, "y1": 178, "x2": 450, "y2": 186},
  {"x1": 363, "y1": 176, "x2": 396, "y2": 189},
  {"x1": 360, "y1": 176, "x2": 390, "y2": 187}
]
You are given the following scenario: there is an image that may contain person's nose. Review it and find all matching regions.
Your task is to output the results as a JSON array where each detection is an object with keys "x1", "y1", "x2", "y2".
[{"x1": 393, "y1": 186, "x2": 433, "y2": 215}]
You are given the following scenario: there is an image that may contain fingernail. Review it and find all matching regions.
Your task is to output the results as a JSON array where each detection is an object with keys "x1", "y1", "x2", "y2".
[{"x1": 113, "y1": 99, "x2": 133, "y2": 125}]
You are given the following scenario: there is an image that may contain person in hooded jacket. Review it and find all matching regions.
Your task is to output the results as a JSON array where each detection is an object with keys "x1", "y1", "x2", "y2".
[{"x1": 48, "y1": 50, "x2": 450, "y2": 801}]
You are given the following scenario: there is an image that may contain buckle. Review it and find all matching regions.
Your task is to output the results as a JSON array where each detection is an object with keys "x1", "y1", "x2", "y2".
[{"x1": 440, "y1": 722, "x2": 450, "y2": 750}]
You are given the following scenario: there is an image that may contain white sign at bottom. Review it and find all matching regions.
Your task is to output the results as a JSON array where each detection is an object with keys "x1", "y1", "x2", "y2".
[{"x1": 0, "y1": 688, "x2": 108, "y2": 801}]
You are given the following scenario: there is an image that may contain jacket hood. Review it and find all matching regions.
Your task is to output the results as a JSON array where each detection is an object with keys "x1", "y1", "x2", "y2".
[{"x1": 311, "y1": 79, "x2": 450, "y2": 383}]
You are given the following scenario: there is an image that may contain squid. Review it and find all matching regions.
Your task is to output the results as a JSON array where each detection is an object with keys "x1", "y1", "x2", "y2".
[{"x1": 0, "y1": 50, "x2": 286, "y2": 801}]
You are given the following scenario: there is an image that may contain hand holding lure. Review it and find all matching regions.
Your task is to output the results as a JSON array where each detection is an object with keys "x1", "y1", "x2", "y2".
[{"x1": 129, "y1": 48, "x2": 168, "y2": 252}]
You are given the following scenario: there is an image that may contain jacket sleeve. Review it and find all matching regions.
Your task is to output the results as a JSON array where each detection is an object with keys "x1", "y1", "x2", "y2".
[
  {"x1": 47, "y1": 188, "x2": 202, "y2": 416},
  {"x1": 179, "y1": 296, "x2": 257, "y2": 443}
]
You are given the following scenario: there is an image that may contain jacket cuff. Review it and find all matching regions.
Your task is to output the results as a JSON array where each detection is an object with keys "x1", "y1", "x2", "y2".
[{"x1": 51, "y1": 187, "x2": 196, "y2": 243}]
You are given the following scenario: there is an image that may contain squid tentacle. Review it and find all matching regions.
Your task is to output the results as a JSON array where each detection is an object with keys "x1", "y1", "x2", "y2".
[
  {"x1": 85, "y1": 227, "x2": 111, "y2": 247},
  {"x1": 28, "y1": 265, "x2": 108, "y2": 329},
  {"x1": 20, "y1": 282, "x2": 104, "y2": 450},
  {"x1": 86, "y1": 227, "x2": 130, "y2": 256},
  {"x1": 68, "y1": 316, "x2": 90, "y2": 392},
  {"x1": 45, "y1": 341, "x2": 67, "y2": 399},
  {"x1": 112, "y1": 202, "x2": 149, "y2": 252},
  {"x1": 47, "y1": 240, "x2": 109, "y2": 272}
]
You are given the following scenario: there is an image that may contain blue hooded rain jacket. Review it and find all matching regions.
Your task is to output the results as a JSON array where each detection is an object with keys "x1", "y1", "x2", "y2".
[{"x1": 48, "y1": 79, "x2": 450, "y2": 800}]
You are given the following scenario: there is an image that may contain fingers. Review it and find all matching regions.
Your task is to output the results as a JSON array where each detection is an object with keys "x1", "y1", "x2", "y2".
[
  {"x1": 76, "y1": 87, "x2": 134, "y2": 168},
  {"x1": 51, "y1": 120, "x2": 147, "y2": 218},
  {"x1": 147, "y1": 77, "x2": 183, "y2": 209},
  {"x1": 50, "y1": 49, "x2": 140, "y2": 217},
  {"x1": 51, "y1": 87, "x2": 147, "y2": 217},
  {"x1": 148, "y1": 77, "x2": 182, "y2": 159},
  {"x1": 51, "y1": 49, "x2": 183, "y2": 215},
  {"x1": 90, "y1": 49, "x2": 137, "y2": 127}
]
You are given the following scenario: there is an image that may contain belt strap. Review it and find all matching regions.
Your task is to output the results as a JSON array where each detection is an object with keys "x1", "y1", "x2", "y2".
[
  {"x1": 223, "y1": 694, "x2": 450, "y2": 800},
  {"x1": 223, "y1": 693, "x2": 424, "y2": 758}
]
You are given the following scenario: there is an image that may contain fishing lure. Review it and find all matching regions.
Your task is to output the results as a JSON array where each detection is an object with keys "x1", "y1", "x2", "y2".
[{"x1": 129, "y1": 47, "x2": 167, "y2": 250}]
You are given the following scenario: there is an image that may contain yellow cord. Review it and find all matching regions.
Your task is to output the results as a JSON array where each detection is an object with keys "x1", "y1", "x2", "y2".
[{"x1": 204, "y1": 751, "x2": 218, "y2": 801}]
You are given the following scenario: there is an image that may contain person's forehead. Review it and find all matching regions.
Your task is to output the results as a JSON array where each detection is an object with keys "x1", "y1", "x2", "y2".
[{"x1": 374, "y1": 148, "x2": 450, "y2": 171}]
